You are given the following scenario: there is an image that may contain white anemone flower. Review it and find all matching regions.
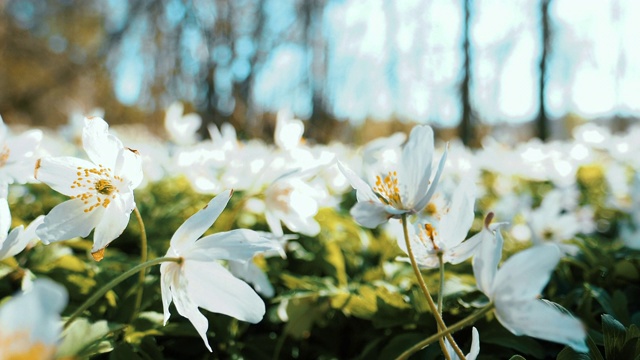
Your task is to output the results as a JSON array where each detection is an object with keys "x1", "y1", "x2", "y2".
[
  {"x1": 338, "y1": 125, "x2": 446, "y2": 228},
  {"x1": 0, "y1": 115, "x2": 43, "y2": 197},
  {"x1": 161, "y1": 190, "x2": 280, "y2": 352},
  {"x1": 0, "y1": 278, "x2": 68, "y2": 359},
  {"x1": 164, "y1": 101, "x2": 202, "y2": 146},
  {"x1": 35, "y1": 117, "x2": 143, "y2": 260},
  {"x1": 473, "y1": 221, "x2": 587, "y2": 352},
  {"x1": 0, "y1": 197, "x2": 45, "y2": 260},
  {"x1": 445, "y1": 327, "x2": 480, "y2": 360},
  {"x1": 397, "y1": 178, "x2": 478, "y2": 268}
]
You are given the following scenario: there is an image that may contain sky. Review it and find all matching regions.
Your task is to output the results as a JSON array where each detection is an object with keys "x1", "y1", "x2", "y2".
[{"x1": 110, "y1": 0, "x2": 640, "y2": 127}]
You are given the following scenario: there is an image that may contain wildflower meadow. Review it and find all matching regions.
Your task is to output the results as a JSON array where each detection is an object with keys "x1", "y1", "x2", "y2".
[{"x1": 1, "y1": 108, "x2": 639, "y2": 360}]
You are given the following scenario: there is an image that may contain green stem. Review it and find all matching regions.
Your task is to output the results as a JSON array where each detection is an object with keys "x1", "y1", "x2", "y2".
[
  {"x1": 395, "y1": 302, "x2": 495, "y2": 360},
  {"x1": 130, "y1": 206, "x2": 148, "y2": 322},
  {"x1": 64, "y1": 256, "x2": 181, "y2": 329},
  {"x1": 437, "y1": 252, "x2": 445, "y2": 314},
  {"x1": 401, "y1": 215, "x2": 464, "y2": 360}
]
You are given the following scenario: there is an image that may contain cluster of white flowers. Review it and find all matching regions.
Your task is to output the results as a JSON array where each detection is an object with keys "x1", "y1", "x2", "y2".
[{"x1": 1, "y1": 105, "x2": 638, "y2": 357}]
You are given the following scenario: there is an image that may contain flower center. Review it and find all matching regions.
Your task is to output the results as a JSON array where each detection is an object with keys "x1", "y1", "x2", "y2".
[
  {"x1": 69, "y1": 164, "x2": 122, "y2": 213},
  {"x1": 417, "y1": 223, "x2": 439, "y2": 250},
  {"x1": 95, "y1": 179, "x2": 115, "y2": 195},
  {"x1": 0, "y1": 145, "x2": 10, "y2": 167},
  {"x1": 0, "y1": 329, "x2": 56, "y2": 359},
  {"x1": 373, "y1": 171, "x2": 401, "y2": 206}
]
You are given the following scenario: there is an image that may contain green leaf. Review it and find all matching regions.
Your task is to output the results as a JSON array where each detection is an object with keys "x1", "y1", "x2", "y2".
[
  {"x1": 56, "y1": 318, "x2": 113, "y2": 358},
  {"x1": 587, "y1": 285, "x2": 616, "y2": 317},
  {"x1": 585, "y1": 333, "x2": 605, "y2": 360},
  {"x1": 323, "y1": 240, "x2": 348, "y2": 287},
  {"x1": 378, "y1": 333, "x2": 426, "y2": 360},
  {"x1": 556, "y1": 347, "x2": 591, "y2": 360},
  {"x1": 602, "y1": 313, "x2": 627, "y2": 359},
  {"x1": 481, "y1": 323, "x2": 544, "y2": 358}
]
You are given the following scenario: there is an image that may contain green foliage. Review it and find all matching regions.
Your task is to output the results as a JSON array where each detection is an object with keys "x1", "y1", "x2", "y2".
[{"x1": 4, "y1": 168, "x2": 640, "y2": 359}]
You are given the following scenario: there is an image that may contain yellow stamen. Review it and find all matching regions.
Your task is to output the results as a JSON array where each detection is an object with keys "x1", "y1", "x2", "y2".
[{"x1": 372, "y1": 171, "x2": 401, "y2": 206}]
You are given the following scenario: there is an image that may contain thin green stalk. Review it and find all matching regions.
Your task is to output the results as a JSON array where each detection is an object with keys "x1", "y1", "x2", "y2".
[
  {"x1": 401, "y1": 215, "x2": 464, "y2": 360},
  {"x1": 395, "y1": 302, "x2": 495, "y2": 360},
  {"x1": 64, "y1": 256, "x2": 181, "y2": 329},
  {"x1": 130, "y1": 206, "x2": 148, "y2": 322},
  {"x1": 437, "y1": 252, "x2": 445, "y2": 314}
]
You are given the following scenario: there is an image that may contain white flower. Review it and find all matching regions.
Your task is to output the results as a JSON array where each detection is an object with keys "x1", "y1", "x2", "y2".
[
  {"x1": 264, "y1": 172, "x2": 322, "y2": 237},
  {"x1": 35, "y1": 117, "x2": 143, "y2": 260},
  {"x1": 161, "y1": 190, "x2": 280, "y2": 352},
  {"x1": 0, "y1": 115, "x2": 43, "y2": 197},
  {"x1": 338, "y1": 125, "x2": 447, "y2": 228},
  {"x1": 473, "y1": 220, "x2": 587, "y2": 352},
  {"x1": 397, "y1": 178, "x2": 479, "y2": 268},
  {"x1": 445, "y1": 327, "x2": 480, "y2": 360},
  {"x1": 0, "y1": 197, "x2": 44, "y2": 260},
  {"x1": 0, "y1": 278, "x2": 68, "y2": 360},
  {"x1": 164, "y1": 102, "x2": 202, "y2": 146}
]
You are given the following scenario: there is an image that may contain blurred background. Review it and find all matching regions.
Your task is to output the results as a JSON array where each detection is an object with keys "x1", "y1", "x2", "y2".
[{"x1": 1, "y1": 0, "x2": 638, "y2": 145}]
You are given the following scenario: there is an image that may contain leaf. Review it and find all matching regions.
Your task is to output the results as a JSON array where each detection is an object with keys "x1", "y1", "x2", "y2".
[
  {"x1": 56, "y1": 318, "x2": 113, "y2": 358},
  {"x1": 602, "y1": 314, "x2": 626, "y2": 359},
  {"x1": 481, "y1": 322, "x2": 545, "y2": 358},
  {"x1": 587, "y1": 284, "x2": 616, "y2": 317},
  {"x1": 323, "y1": 240, "x2": 348, "y2": 286},
  {"x1": 283, "y1": 297, "x2": 329, "y2": 339},
  {"x1": 378, "y1": 333, "x2": 426, "y2": 360},
  {"x1": 612, "y1": 290, "x2": 631, "y2": 326},
  {"x1": 556, "y1": 347, "x2": 591, "y2": 360}
]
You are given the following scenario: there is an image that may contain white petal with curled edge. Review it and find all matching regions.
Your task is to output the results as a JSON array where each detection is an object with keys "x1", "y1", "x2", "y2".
[
  {"x1": 445, "y1": 230, "x2": 483, "y2": 265},
  {"x1": 439, "y1": 178, "x2": 476, "y2": 249},
  {"x1": 170, "y1": 190, "x2": 232, "y2": 251},
  {"x1": 114, "y1": 147, "x2": 144, "y2": 189},
  {"x1": 0, "y1": 197, "x2": 10, "y2": 241},
  {"x1": 472, "y1": 223, "x2": 504, "y2": 297},
  {"x1": 188, "y1": 229, "x2": 279, "y2": 262},
  {"x1": 184, "y1": 260, "x2": 265, "y2": 324},
  {"x1": 160, "y1": 262, "x2": 178, "y2": 325},
  {"x1": 92, "y1": 195, "x2": 132, "y2": 253},
  {"x1": 36, "y1": 199, "x2": 103, "y2": 244},
  {"x1": 337, "y1": 161, "x2": 378, "y2": 203},
  {"x1": 414, "y1": 146, "x2": 448, "y2": 212},
  {"x1": 492, "y1": 244, "x2": 561, "y2": 302},
  {"x1": 82, "y1": 117, "x2": 122, "y2": 169},
  {"x1": 494, "y1": 299, "x2": 587, "y2": 353},
  {"x1": 400, "y1": 125, "x2": 434, "y2": 208},
  {"x1": 170, "y1": 268, "x2": 213, "y2": 352},
  {"x1": 350, "y1": 201, "x2": 394, "y2": 228},
  {"x1": 35, "y1": 157, "x2": 98, "y2": 197}
]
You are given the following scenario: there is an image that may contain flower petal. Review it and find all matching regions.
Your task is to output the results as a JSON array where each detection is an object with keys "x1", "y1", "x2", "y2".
[
  {"x1": 472, "y1": 220, "x2": 505, "y2": 296},
  {"x1": 184, "y1": 260, "x2": 266, "y2": 324},
  {"x1": 160, "y1": 262, "x2": 178, "y2": 325},
  {"x1": 438, "y1": 177, "x2": 476, "y2": 248},
  {"x1": 445, "y1": 230, "x2": 483, "y2": 265},
  {"x1": 170, "y1": 190, "x2": 232, "y2": 251},
  {"x1": 494, "y1": 299, "x2": 587, "y2": 353},
  {"x1": 414, "y1": 146, "x2": 448, "y2": 212},
  {"x1": 169, "y1": 267, "x2": 213, "y2": 352},
  {"x1": 350, "y1": 201, "x2": 395, "y2": 228},
  {"x1": 228, "y1": 260, "x2": 275, "y2": 297},
  {"x1": 187, "y1": 229, "x2": 279, "y2": 262},
  {"x1": 492, "y1": 244, "x2": 561, "y2": 301},
  {"x1": 82, "y1": 117, "x2": 123, "y2": 169},
  {"x1": 92, "y1": 195, "x2": 133, "y2": 253},
  {"x1": 34, "y1": 157, "x2": 99, "y2": 197},
  {"x1": 337, "y1": 161, "x2": 378, "y2": 202},
  {"x1": 114, "y1": 147, "x2": 144, "y2": 189},
  {"x1": 36, "y1": 199, "x2": 102, "y2": 244},
  {"x1": 400, "y1": 125, "x2": 434, "y2": 207},
  {"x1": 0, "y1": 197, "x2": 10, "y2": 241}
]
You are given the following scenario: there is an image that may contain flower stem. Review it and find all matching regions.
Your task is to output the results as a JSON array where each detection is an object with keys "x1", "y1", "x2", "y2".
[
  {"x1": 400, "y1": 214, "x2": 464, "y2": 360},
  {"x1": 395, "y1": 302, "x2": 495, "y2": 360},
  {"x1": 64, "y1": 256, "x2": 181, "y2": 329},
  {"x1": 130, "y1": 206, "x2": 148, "y2": 323},
  {"x1": 437, "y1": 252, "x2": 445, "y2": 314}
]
